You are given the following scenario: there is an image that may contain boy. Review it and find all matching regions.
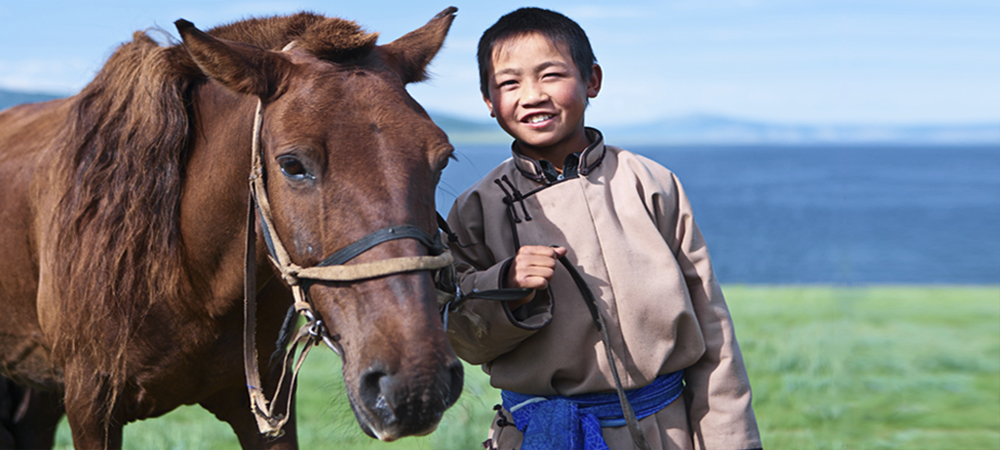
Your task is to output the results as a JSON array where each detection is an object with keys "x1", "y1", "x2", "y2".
[{"x1": 445, "y1": 7, "x2": 762, "y2": 450}]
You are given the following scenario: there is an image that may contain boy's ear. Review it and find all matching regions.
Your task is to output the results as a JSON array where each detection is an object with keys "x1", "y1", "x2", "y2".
[
  {"x1": 483, "y1": 93, "x2": 496, "y2": 118},
  {"x1": 587, "y1": 64, "x2": 603, "y2": 98}
]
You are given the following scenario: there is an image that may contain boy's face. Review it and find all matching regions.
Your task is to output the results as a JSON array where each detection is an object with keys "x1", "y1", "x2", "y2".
[{"x1": 484, "y1": 32, "x2": 601, "y2": 161}]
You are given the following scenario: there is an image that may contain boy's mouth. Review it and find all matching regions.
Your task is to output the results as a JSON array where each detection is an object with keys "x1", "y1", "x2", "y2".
[{"x1": 524, "y1": 113, "x2": 554, "y2": 124}]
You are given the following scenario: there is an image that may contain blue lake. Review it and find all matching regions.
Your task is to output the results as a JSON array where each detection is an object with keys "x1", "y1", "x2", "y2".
[{"x1": 436, "y1": 144, "x2": 1000, "y2": 285}]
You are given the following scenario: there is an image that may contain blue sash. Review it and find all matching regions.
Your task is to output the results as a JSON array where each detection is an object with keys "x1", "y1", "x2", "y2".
[{"x1": 501, "y1": 371, "x2": 684, "y2": 450}]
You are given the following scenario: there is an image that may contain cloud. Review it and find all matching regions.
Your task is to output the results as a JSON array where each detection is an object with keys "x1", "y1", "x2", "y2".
[{"x1": 0, "y1": 58, "x2": 94, "y2": 94}]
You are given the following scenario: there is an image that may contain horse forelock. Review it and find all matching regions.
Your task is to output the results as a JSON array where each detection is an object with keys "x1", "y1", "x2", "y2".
[
  {"x1": 296, "y1": 18, "x2": 379, "y2": 62},
  {"x1": 206, "y1": 12, "x2": 378, "y2": 63}
]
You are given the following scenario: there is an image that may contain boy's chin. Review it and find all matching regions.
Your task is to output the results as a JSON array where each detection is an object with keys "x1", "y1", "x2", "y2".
[
  {"x1": 510, "y1": 128, "x2": 563, "y2": 148},
  {"x1": 516, "y1": 137, "x2": 557, "y2": 150},
  {"x1": 513, "y1": 130, "x2": 581, "y2": 155}
]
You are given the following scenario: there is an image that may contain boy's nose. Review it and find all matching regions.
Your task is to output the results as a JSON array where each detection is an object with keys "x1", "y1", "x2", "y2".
[{"x1": 521, "y1": 81, "x2": 548, "y2": 105}]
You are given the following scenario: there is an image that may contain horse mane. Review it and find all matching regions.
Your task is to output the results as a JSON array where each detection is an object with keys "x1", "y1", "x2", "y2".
[{"x1": 50, "y1": 12, "x2": 378, "y2": 415}]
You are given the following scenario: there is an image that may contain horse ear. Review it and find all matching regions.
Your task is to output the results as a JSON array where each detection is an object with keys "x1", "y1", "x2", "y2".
[
  {"x1": 380, "y1": 7, "x2": 457, "y2": 84},
  {"x1": 175, "y1": 19, "x2": 292, "y2": 100}
]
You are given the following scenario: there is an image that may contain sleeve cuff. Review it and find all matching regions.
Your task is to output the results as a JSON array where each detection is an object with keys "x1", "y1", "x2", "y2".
[
  {"x1": 504, "y1": 286, "x2": 553, "y2": 330},
  {"x1": 497, "y1": 257, "x2": 553, "y2": 330}
]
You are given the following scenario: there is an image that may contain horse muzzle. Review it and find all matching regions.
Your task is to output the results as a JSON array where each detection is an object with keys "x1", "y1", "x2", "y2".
[
  {"x1": 309, "y1": 271, "x2": 464, "y2": 441},
  {"x1": 354, "y1": 354, "x2": 464, "y2": 441}
]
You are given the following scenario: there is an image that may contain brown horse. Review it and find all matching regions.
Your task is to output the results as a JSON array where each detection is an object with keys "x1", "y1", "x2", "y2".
[{"x1": 0, "y1": 7, "x2": 462, "y2": 449}]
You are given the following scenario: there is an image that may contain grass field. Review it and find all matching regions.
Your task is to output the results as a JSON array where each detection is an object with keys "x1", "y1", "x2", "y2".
[{"x1": 51, "y1": 286, "x2": 1000, "y2": 449}]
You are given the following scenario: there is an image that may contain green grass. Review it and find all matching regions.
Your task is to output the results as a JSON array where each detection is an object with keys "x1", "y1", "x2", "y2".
[
  {"x1": 730, "y1": 286, "x2": 1000, "y2": 449},
  {"x1": 51, "y1": 286, "x2": 1000, "y2": 449}
]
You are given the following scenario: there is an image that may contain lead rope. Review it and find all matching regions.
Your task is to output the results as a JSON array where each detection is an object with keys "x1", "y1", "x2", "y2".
[
  {"x1": 557, "y1": 256, "x2": 652, "y2": 450},
  {"x1": 245, "y1": 185, "x2": 328, "y2": 437},
  {"x1": 243, "y1": 101, "x2": 284, "y2": 437},
  {"x1": 435, "y1": 215, "x2": 533, "y2": 330}
]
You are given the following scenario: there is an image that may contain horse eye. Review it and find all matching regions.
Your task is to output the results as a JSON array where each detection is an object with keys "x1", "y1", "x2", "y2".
[{"x1": 277, "y1": 155, "x2": 310, "y2": 180}]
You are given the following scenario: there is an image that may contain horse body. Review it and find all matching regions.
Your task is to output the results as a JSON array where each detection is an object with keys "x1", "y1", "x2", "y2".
[
  {"x1": 0, "y1": 8, "x2": 460, "y2": 448},
  {"x1": 0, "y1": 98, "x2": 72, "y2": 391}
]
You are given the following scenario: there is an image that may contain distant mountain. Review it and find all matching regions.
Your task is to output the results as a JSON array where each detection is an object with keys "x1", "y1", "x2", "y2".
[
  {"x1": 600, "y1": 114, "x2": 1000, "y2": 146},
  {"x1": 427, "y1": 112, "x2": 999, "y2": 146},
  {"x1": 0, "y1": 88, "x2": 511, "y2": 144},
  {"x1": 427, "y1": 112, "x2": 509, "y2": 144},
  {"x1": 3, "y1": 89, "x2": 995, "y2": 145},
  {"x1": 0, "y1": 89, "x2": 63, "y2": 111}
]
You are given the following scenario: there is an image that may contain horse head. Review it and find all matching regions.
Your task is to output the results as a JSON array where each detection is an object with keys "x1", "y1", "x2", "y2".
[{"x1": 176, "y1": 8, "x2": 461, "y2": 441}]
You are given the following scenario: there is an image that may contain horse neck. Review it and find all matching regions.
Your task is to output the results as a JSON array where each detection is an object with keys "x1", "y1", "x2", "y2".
[{"x1": 179, "y1": 82, "x2": 265, "y2": 316}]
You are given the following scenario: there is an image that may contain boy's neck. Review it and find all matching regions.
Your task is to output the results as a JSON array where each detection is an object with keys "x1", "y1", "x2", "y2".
[{"x1": 515, "y1": 127, "x2": 592, "y2": 172}]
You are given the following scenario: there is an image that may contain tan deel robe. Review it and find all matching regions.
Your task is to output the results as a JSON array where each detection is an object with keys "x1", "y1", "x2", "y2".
[{"x1": 445, "y1": 129, "x2": 761, "y2": 450}]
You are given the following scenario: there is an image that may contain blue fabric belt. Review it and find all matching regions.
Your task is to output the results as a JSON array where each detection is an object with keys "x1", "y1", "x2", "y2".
[{"x1": 501, "y1": 370, "x2": 684, "y2": 450}]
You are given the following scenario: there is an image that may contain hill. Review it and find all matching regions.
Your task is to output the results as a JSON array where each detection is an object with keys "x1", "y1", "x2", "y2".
[
  {"x1": 0, "y1": 89, "x2": 63, "y2": 111},
  {"x1": 602, "y1": 114, "x2": 1000, "y2": 146},
  {"x1": 427, "y1": 112, "x2": 999, "y2": 146},
  {"x1": 3, "y1": 89, "x2": 995, "y2": 145},
  {"x1": 426, "y1": 112, "x2": 508, "y2": 144}
]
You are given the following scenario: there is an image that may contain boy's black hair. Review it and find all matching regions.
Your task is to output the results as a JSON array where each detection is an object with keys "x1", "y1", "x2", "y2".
[{"x1": 477, "y1": 7, "x2": 596, "y2": 98}]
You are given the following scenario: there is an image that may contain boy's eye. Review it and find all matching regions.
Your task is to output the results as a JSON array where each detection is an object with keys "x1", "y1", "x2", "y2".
[{"x1": 498, "y1": 79, "x2": 517, "y2": 88}]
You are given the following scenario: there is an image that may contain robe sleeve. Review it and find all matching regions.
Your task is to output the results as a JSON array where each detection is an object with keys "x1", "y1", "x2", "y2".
[
  {"x1": 443, "y1": 190, "x2": 554, "y2": 365},
  {"x1": 652, "y1": 171, "x2": 762, "y2": 450}
]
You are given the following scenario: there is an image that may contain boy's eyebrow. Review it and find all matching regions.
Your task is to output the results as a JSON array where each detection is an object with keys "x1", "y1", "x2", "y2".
[
  {"x1": 533, "y1": 61, "x2": 567, "y2": 72},
  {"x1": 493, "y1": 61, "x2": 569, "y2": 78},
  {"x1": 494, "y1": 67, "x2": 521, "y2": 77}
]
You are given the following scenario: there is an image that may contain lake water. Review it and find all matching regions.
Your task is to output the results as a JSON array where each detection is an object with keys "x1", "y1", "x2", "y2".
[{"x1": 436, "y1": 144, "x2": 1000, "y2": 285}]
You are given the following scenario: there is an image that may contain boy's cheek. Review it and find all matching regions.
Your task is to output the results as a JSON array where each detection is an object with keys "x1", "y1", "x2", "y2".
[{"x1": 484, "y1": 91, "x2": 504, "y2": 119}]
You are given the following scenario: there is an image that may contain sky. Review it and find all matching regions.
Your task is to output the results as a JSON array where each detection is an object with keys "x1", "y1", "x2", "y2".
[{"x1": 0, "y1": 0, "x2": 996, "y2": 126}]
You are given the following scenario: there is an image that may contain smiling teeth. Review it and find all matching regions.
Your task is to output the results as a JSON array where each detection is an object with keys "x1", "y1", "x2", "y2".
[{"x1": 528, "y1": 114, "x2": 553, "y2": 124}]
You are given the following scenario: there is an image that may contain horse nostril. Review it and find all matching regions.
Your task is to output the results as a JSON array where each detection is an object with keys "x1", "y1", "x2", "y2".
[{"x1": 360, "y1": 367, "x2": 389, "y2": 413}]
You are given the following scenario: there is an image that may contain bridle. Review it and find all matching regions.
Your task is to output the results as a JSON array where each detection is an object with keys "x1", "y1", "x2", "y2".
[{"x1": 242, "y1": 96, "x2": 453, "y2": 437}]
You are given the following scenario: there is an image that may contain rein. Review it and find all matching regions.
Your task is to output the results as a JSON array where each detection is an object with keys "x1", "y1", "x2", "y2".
[
  {"x1": 242, "y1": 98, "x2": 453, "y2": 437},
  {"x1": 556, "y1": 256, "x2": 652, "y2": 450}
]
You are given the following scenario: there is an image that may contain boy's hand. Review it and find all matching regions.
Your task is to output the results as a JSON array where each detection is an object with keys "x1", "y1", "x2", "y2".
[{"x1": 505, "y1": 246, "x2": 567, "y2": 308}]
